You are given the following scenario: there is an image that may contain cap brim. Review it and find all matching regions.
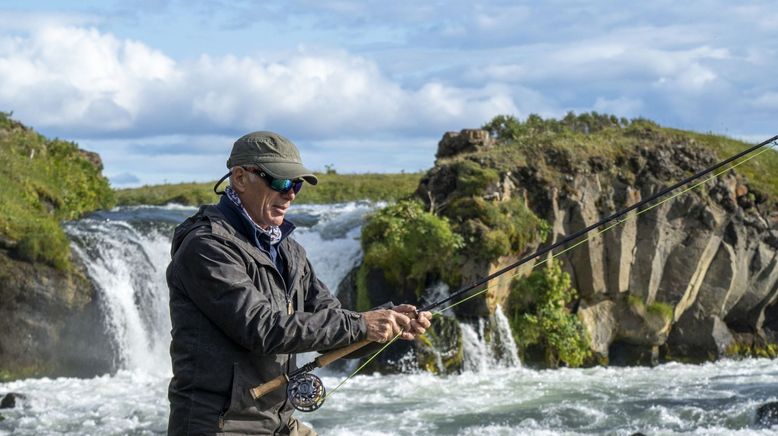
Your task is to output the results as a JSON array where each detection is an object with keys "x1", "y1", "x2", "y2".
[{"x1": 259, "y1": 162, "x2": 318, "y2": 185}]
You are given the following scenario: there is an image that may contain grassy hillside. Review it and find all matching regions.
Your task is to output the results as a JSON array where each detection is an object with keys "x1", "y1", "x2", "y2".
[
  {"x1": 115, "y1": 171, "x2": 424, "y2": 206},
  {"x1": 0, "y1": 113, "x2": 115, "y2": 270},
  {"x1": 480, "y1": 113, "x2": 778, "y2": 202}
]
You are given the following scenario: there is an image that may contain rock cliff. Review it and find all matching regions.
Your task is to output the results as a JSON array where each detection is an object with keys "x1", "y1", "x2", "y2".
[
  {"x1": 0, "y1": 114, "x2": 116, "y2": 380},
  {"x1": 352, "y1": 114, "x2": 778, "y2": 368}
]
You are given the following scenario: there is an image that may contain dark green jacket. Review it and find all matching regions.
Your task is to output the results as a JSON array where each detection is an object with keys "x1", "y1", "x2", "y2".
[{"x1": 167, "y1": 201, "x2": 366, "y2": 435}]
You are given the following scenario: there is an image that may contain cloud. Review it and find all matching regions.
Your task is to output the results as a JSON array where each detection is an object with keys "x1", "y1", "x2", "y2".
[
  {"x1": 593, "y1": 97, "x2": 643, "y2": 117},
  {"x1": 0, "y1": 11, "x2": 101, "y2": 31},
  {"x1": 0, "y1": 24, "x2": 517, "y2": 142},
  {"x1": 0, "y1": 25, "x2": 179, "y2": 132},
  {"x1": 2, "y1": 3, "x2": 778, "y2": 185}
]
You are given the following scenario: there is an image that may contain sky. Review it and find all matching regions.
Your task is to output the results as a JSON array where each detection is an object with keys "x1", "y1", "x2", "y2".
[{"x1": 1, "y1": 1, "x2": 776, "y2": 187}]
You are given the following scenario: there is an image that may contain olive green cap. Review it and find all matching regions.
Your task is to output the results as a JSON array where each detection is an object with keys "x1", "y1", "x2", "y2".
[{"x1": 226, "y1": 131, "x2": 318, "y2": 185}]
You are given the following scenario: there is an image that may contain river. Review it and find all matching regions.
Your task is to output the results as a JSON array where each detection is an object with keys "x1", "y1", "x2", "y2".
[{"x1": 0, "y1": 203, "x2": 776, "y2": 435}]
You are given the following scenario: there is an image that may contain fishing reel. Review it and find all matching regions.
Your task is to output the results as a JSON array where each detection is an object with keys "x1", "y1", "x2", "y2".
[{"x1": 287, "y1": 373, "x2": 326, "y2": 412}]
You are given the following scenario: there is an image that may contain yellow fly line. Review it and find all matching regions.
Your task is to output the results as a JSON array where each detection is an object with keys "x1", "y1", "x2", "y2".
[{"x1": 324, "y1": 142, "x2": 776, "y2": 399}]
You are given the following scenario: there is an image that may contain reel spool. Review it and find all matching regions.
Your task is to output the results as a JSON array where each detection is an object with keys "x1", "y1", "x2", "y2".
[{"x1": 287, "y1": 373, "x2": 326, "y2": 412}]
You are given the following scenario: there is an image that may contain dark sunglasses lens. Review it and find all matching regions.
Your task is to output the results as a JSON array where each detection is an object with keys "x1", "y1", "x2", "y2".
[
  {"x1": 270, "y1": 178, "x2": 293, "y2": 192},
  {"x1": 269, "y1": 177, "x2": 303, "y2": 194}
]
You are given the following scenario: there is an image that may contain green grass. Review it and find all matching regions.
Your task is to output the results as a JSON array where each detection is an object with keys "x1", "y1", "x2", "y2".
[
  {"x1": 476, "y1": 113, "x2": 778, "y2": 204},
  {"x1": 678, "y1": 129, "x2": 778, "y2": 202},
  {"x1": 0, "y1": 113, "x2": 115, "y2": 270},
  {"x1": 115, "y1": 171, "x2": 424, "y2": 206}
]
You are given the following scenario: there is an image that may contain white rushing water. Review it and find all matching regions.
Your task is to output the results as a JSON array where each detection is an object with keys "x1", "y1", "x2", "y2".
[{"x1": 1, "y1": 203, "x2": 777, "y2": 435}]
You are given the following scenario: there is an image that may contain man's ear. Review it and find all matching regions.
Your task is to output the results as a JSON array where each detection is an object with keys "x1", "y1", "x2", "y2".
[{"x1": 230, "y1": 167, "x2": 251, "y2": 193}]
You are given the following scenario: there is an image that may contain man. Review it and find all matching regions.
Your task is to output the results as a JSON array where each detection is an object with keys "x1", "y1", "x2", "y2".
[{"x1": 167, "y1": 131, "x2": 431, "y2": 435}]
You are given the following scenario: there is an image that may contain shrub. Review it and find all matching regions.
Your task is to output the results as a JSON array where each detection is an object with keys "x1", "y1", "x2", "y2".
[
  {"x1": 360, "y1": 200, "x2": 463, "y2": 298},
  {"x1": 445, "y1": 196, "x2": 549, "y2": 261},
  {"x1": 14, "y1": 219, "x2": 71, "y2": 270},
  {"x1": 507, "y1": 259, "x2": 591, "y2": 367}
]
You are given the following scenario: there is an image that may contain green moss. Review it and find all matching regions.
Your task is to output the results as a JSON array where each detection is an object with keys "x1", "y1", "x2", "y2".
[
  {"x1": 627, "y1": 294, "x2": 644, "y2": 309},
  {"x1": 507, "y1": 259, "x2": 591, "y2": 367},
  {"x1": 628, "y1": 295, "x2": 674, "y2": 323},
  {"x1": 115, "y1": 171, "x2": 423, "y2": 206},
  {"x1": 14, "y1": 218, "x2": 72, "y2": 269},
  {"x1": 354, "y1": 266, "x2": 371, "y2": 312},
  {"x1": 360, "y1": 200, "x2": 463, "y2": 298},
  {"x1": 444, "y1": 196, "x2": 549, "y2": 262},
  {"x1": 0, "y1": 112, "x2": 115, "y2": 271},
  {"x1": 0, "y1": 363, "x2": 52, "y2": 382},
  {"x1": 646, "y1": 301, "x2": 674, "y2": 323},
  {"x1": 451, "y1": 160, "x2": 500, "y2": 196},
  {"x1": 415, "y1": 314, "x2": 463, "y2": 374},
  {"x1": 725, "y1": 341, "x2": 778, "y2": 359}
]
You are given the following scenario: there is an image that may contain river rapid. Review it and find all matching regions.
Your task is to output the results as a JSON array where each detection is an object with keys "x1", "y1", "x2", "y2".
[{"x1": 0, "y1": 203, "x2": 776, "y2": 435}]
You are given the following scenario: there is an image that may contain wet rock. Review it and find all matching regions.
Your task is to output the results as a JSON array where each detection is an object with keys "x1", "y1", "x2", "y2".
[
  {"x1": 335, "y1": 267, "x2": 358, "y2": 311},
  {"x1": 667, "y1": 312, "x2": 734, "y2": 361},
  {"x1": 608, "y1": 342, "x2": 658, "y2": 367},
  {"x1": 756, "y1": 401, "x2": 778, "y2": 427},
  {"x1": 0, "y1": 250, "x2": 117, "y2": 379},
  {"x1": 613, "y1": 296, "x2": 672, "y2": 347},
  {"x1": 0, "y1": 392, "x2": 25, "y2": 409},
  {"x1": 415, "y1": 314, "x2": 463, "y2": 374}
]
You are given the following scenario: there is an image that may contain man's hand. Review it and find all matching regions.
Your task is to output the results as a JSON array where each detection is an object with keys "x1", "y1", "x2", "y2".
[
  {"x1": 362, "y1": 304, "x2": 432, "y2": 343},
  {"x1": 393, "y1": 304, "x2": 432, "y2": 340}
]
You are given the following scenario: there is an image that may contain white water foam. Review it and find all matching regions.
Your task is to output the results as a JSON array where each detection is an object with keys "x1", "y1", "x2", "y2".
[
  {"x1": 66, "y1": 219, "x2": 172, "y2": 375},
  {"x1": 3, "y1": 203, "x2": 777, "y2": 435},
  {"x1": 492, "y1": 305, "x2": 521, "y2": 367},
  {"x1": 461, "y1": 306, "x2": 521, "y2": 371},
  {"x1": 290, "y1": 202, "x2": 379, "y2": 292}
]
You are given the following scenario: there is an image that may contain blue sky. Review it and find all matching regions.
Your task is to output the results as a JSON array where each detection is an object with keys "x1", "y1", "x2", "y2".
[{"x1": 1, "y1": 1, "x2": 776, "y2": 186}]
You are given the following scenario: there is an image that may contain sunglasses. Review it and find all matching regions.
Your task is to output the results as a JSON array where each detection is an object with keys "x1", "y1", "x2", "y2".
[{"x1": 245, "y1": 167, "x2": 303, "y2": 194}]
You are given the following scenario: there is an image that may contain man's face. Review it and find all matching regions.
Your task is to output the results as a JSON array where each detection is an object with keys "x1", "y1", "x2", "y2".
[{"x1": 238, "y1": 168, "x2": 296, "y2": 228}]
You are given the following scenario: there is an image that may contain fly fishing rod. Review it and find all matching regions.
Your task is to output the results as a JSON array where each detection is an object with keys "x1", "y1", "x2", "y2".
[
  {"x1": 250, "y1": 134, "x2": 778, "y2": 412},
  {"x1": 420, "y1": 134, "x2": 778, "y2": 313}
]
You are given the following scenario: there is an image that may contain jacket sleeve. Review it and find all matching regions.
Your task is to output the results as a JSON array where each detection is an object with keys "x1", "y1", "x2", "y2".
[{"x1": 173, "y1": 233, "x2": 366, "y2": 355}]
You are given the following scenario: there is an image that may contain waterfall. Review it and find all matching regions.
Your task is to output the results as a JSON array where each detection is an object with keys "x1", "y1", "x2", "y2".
[
  {"x1": 66, "y1": 216, "x2": 174, "y2": 375},
  {"x1": 64, "y1": 203, "x2": 377, "y2": 375},
  {"x1": 492, "y1": 305, "x2": 521, "y2": 366},
  {"x1": 461, "y1": 305, "x2": 521, "y2": 371}
]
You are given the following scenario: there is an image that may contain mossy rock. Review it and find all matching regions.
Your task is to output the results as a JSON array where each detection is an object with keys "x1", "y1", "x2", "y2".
[
  {"x1": 359, "y1": 200, "x2": 463, "y2": 300},
  {"x1": 415, "y1": 314, "x2": 463, "y2": 374}
]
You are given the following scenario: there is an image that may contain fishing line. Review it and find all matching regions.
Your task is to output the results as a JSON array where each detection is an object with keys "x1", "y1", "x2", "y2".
[
  {"x1": 322, "y1": 138, "x2": 777, "y2": 399},
  {"x1": 249, "y1": 136, "x2": 777, "y2": 410},
  {"x1": 436, "y1": 142, "x2": 777, "y2": 314},
  {"x1": 420, "y1": 134, "x2": 778, "y2": 313}
]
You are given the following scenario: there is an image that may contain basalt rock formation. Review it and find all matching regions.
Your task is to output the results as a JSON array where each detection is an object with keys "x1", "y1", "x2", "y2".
[
  {"x1": 353, "y1": 115, "x2": 778, "y2": 369},
  {"x1": 437, "y1": 124, "x2": 777, "y2": 364}
]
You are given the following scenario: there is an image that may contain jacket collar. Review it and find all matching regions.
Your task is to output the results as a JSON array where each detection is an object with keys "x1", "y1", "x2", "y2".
[{"x1": 216, "y1": 194, "x2": 296, "y2": 249}]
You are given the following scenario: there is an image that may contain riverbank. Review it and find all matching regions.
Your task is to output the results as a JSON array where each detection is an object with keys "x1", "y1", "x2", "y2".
[{"x1": 114, "y1": 171, "x2": 423, "y2": 206}]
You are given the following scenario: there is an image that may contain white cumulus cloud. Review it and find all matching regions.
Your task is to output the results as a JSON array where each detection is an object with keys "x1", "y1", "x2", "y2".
[{"x1": 0, "y1": 25, "x2": 518, "y2": 141}]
